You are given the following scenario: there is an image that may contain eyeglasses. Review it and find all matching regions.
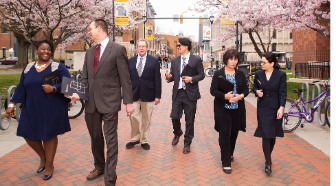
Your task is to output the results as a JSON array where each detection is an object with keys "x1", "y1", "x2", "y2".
[
  {"x1": 137, "y1": 46, "x2": 147, "y2": 48},
  {"x1": 89, "y1": 26, "x2": 98, "y2": 31},
  {"x1": 176, "y1": 44, "x2": 181, "y2": 48},
  {"x1": 261, "y1": 61, "x2": 269, "y2": 65}
]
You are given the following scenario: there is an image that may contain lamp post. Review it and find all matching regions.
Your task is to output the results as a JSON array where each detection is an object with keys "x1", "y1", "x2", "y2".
[
  {"x1": 112, "y1": 0, "x2": 115, "y2": 42},
  {"x1": 209, "y1": 15, "x2": 215, "y2": 67}
]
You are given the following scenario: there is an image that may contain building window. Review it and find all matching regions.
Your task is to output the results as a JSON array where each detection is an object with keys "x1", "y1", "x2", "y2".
[
  {"x1": 272, "y1": 43, "x2": 277, "y2": 51},
  {"x1": 272, "y1": 29, "x2": 277, "y2": 39},
  {"x1": 2, "y1": 48, "x2": 6, "y2": 58},
  {"x1": 290, "y1": 32, "x2": 292, "y2": 39},
  {"x1": 1, "y1": 24, "x2": 8, "y2": 33}
]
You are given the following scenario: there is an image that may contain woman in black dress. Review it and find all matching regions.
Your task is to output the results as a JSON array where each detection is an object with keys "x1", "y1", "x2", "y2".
[
  {"x1": 253, "y1": 52, "x2": 287, "y2": 173},
  {"x1": 210, "y1": 49, "x2": 249, "y2": 174}
]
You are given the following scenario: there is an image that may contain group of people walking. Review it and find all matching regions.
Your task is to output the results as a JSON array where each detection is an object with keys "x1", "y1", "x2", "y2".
[{"x1": 5, "y1": 18, "x2": 287, "y2": 185}]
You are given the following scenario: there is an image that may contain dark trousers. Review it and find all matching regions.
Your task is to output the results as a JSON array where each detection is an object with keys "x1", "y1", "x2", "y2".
[
  {"x1": 218, "y1": 108, "x2": 240, "y2": 167},
  {"x1": 85, "y1": 110, "x2": 118, "y2": 186},
  {"x1": 170, "y1": 89, "x2": 197, "y2": 146}
]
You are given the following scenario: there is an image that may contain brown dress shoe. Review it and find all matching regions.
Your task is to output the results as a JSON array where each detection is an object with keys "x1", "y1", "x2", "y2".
[
  {"x1": 183, "y1": 145, "x2": 191, "y2": 154},
  {"x1": 87, "y1": 169, "x2": 104, "y2": 180},
  {"x1": 172, "y1": 134, "x2": 182, "y2": 146}
]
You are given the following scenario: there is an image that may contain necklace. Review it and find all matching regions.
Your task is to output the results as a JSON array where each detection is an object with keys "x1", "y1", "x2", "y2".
[{"x1": 35, "y1": 61, "x2": 47, "y2": 69}]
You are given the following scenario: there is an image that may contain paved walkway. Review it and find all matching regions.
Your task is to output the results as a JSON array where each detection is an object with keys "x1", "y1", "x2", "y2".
[{"x1": 0, "y1": 71, "x2": 330, "y2": 185}]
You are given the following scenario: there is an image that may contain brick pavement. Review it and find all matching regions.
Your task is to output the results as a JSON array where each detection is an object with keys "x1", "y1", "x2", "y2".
[{"x1": 0, "y1": 71, "x2": 330, "y2": 185}]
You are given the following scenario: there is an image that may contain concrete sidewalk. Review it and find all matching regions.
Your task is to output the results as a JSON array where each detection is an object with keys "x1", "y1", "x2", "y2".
[{"x1": 0, "y1": 71, "x2": 330, "y2": 185}]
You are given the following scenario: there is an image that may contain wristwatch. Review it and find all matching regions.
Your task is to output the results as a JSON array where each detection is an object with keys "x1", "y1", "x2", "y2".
[{"x1": 52, "y1": 86, "x2": 56, "y2": 93}]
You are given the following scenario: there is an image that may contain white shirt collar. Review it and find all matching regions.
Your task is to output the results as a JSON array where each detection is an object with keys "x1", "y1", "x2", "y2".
[
  {"x1": 137, "y1": 53, "x2": 147, "y2": 60},
  {"x1": 99, "y1": 37, "x2": 109, "y2": 48},
  {"x1": 181, "y1": 52, "x2": 190, "y2": 60}
]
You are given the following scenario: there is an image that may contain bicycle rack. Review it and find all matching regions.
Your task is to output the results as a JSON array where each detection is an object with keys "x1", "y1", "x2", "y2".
[
  {"x1": 76, "y1": 74, "x2": 81, "y2": 81},
  {"x1": 311, "y1": 84, "x2": 325, "y2": 126},
  {"x1": 301, "y1": 82, "x2": 310, "y2": 111},
  {"x1": 7, "y1": 86, "x2": 20, "y2": 122}
]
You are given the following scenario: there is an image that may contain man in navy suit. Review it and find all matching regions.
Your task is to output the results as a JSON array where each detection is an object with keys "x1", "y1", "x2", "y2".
[
  {"x1": 165, "y1": 38, "x2": 205, "y2": 154},
  {"x1": 126, "y1": 39, "x2": 162, "y2": 150}
]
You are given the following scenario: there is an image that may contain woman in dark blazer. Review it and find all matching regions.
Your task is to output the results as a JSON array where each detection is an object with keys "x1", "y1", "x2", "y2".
[
  {"x1": 210, "y1": 49, "x2": 249, "y2": 174},
  {"x1": 253, "y1": 52, "x2": 287, "y2": 174}
]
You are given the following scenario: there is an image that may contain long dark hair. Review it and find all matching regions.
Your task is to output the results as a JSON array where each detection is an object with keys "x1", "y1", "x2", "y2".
[{"x1": 262, "y1": 52, "x2": 280, "y2": 69}]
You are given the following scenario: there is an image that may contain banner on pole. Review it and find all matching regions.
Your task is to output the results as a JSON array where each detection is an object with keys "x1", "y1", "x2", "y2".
[
  {"x1": 145, "y1": 25, "x2": 153, "y2": 40},
  {"x1": 221, "y1": 15, "x2": 234, "y2": 25},
  {"x1": 115, "y1": 0, "x2": 129, "y2": 26},
  {"x1": 203, "y1": 26, "x2": 211, "y2": 40}
]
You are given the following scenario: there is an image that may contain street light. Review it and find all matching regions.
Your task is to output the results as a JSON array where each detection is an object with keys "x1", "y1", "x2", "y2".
[{"x1": 209, "y1": 15, "x2": 215, "y2": 67}]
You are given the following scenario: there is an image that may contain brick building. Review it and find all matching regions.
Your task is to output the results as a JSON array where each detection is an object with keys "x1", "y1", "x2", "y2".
[{"x1": 0, "y1": 25, "x2": 16, "y2": 58}]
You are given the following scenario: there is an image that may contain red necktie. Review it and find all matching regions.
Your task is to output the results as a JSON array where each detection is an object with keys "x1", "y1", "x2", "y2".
[{"x1": 94, "y1": 44, "x2": 101, "y2": 73}]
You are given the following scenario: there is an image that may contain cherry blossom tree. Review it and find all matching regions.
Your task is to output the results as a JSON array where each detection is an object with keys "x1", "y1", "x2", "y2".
[
  {"x1": 188, "y1": 0, "x2": 330, "y2": 58},
  {"x1": 0, "y1": 0, "x2": 145, "y2": 67}
]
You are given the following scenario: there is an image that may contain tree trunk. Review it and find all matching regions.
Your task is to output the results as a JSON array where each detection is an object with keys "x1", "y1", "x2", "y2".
[
  {"x1": 14, "y1": 33, "x2": 31, "y2": 68},
  {"x1": 248, "y1": 30, "x2": 263, "y2": 58}
]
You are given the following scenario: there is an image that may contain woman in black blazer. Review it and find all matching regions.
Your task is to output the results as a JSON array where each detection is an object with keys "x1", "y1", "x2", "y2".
[
  {"x1": 210, "y1": 49, "x2": 249, "y2": 174},
  {"x1": 253, "y1": 52, "x2": 287, "y2": 174}
]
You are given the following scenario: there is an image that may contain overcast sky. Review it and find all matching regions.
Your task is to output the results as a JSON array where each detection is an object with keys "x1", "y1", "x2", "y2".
[{"x1": 150, "y1": 0, "x2": 211, "y2": 42}]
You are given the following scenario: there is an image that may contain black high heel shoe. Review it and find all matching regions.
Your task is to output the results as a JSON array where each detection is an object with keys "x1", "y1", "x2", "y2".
[
  {"x1": 37, "y1": 166, "x2": 45, "y2": 173},
  {"x1": 43, "y1": 167, "x2": 54, "y2": 180},
  {"x1": 265, "y1": 165, "x2": 272, "y2": 173},
  {"x1": 223, "y1": 167, "x2": 232, "y2": 174}
]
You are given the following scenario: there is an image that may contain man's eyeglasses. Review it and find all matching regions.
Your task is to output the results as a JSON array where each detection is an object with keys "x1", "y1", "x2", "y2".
[
  {"x1": 89, "y1": 26, "x2": 98, "y2": 31},
  {"x1": 176, "y1": 44, "x2": 181, "y2": 48},
  {"x1": 137, "y1": 46, "x2": 147, "y2": 48}
]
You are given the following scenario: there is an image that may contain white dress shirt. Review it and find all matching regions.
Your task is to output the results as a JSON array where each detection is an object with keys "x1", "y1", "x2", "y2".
[
  {"x1": 98, "y1": 37, "x2": 109, "y2": 59},
  {"x1": 136, "y1": 53, "x2": 147, "y2": 75},
  {"x1": 179, "y1": 52, "x2": 191, "y2": 89}
]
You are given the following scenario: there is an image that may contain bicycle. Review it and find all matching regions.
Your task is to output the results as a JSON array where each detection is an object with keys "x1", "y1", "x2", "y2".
[
  {"x1": 68, "y1": 69, "x2": 84, "y2": 119},
  {"x1": 204, "y1": 62, "x2": 224, "y2": 77},
  {"x1": 282, "y1": 79, "x2": 330, "y2": 132}
]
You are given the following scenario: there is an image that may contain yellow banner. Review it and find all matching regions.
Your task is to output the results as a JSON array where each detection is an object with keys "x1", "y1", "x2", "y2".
[
  {"x1": 146, "y1": 25, "x2": 153, "y2": 40},
  {"x1": 115, "y1": 0, "x2": 129, "y2": 26},
  {"x1": 116, "y1": 17, "x2": 129, "y2": 26},
  {"x1": 221, "y1": 15, "x2": 234, "y2": 25}
]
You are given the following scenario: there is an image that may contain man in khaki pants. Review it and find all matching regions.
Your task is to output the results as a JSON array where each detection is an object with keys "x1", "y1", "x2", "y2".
[{"x1": 126, "y1": 39, "x2": 162, "y2": 150}]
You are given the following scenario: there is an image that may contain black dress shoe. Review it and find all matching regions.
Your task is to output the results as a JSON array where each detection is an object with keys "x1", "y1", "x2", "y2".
[
  {"x1": 141, "y1": 143, "x2": 150, "y2": 150},
  {"x1": 126, "y1": 141, "x2": 140, "y2": 149},
  {"x1": 265, "y1": 165, "x2": 272, "y2": 173},
  {"x1": 223, "y1": 167, "x2": 232, "y2": 174},
  {"x1": 37, "y1": 166, "x2": 45, "y2": 173},
  {"x1": 43, "y1": 173, "x2": 53, "y2": 180}
]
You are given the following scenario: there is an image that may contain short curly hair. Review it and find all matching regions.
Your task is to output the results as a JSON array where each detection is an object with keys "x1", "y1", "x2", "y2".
[{"x1": 36, "y1": 40, "x2": 54, "y2": 54}]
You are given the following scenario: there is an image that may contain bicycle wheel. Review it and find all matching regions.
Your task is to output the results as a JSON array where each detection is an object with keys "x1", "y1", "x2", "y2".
[
  {"x1": 283, "y1": 99, "x2": 302, "y2": 132},
  {"x1": 325, "y1": 101, "x2": 330, "y2": 127},
  {"x1": 204, "y1": 68, "x2": 212, "y2": 77},
  {"x1": 68, "y1": 100, "x2": 84, "y2": 119}
]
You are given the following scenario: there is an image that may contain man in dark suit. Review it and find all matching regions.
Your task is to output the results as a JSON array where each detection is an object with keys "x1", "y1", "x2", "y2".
[
  {"x1": 73, "y1": 19, "x2": 134, "y2": 185},
  {"x1": 158, "y1": 55, "x2": 162, "y2": 69},
  {"x1": 165, "y1": 38, "x2": 205, "y2": 154},
  {"x1": 126, "y1": 39, "x2": 162, "y2": 150}
]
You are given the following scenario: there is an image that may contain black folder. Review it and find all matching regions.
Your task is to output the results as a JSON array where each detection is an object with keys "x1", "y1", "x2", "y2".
[
  {"x1": 181, "y1": 64, "x2": 196, "y2": 77},
  {"x1": 256, "y1": 79, "x2": 263, "y2": 89},
  {"x1": 218, "y1": 75, "x2": 234, "y2": 94},
  {"x1": 41, "y1": 70, "x2": 60, "y2": 99},
  {"x1": 61, "y1": 76, "x2": 89, "y2": 100}
]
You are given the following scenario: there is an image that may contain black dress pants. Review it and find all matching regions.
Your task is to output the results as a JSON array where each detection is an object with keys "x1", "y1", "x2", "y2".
[
  {"x1": 218, "y1": 108, "x2": 239, "y2": 167},
  {"x1": 170, "y1": 89, "x2": 197, "y2": 146}
]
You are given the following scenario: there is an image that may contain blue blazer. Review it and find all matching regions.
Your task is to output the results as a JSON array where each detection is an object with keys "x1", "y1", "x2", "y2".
[{"x1": 128, "y1": 54, "x2": 162, "y2": 102}]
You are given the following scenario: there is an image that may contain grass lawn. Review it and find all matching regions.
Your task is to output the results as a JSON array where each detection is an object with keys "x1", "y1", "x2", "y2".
[
  {"x1": 281, "y1": 69, "x2": 292, "y2": 74},
  {"x1": 0, "y1": 74, "x2": 21, "y2": 107}
]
